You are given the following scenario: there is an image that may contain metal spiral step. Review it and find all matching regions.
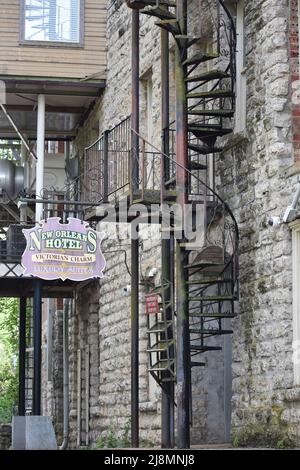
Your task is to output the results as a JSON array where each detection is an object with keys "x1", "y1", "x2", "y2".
[{"x1": 137, "y1": 0, "x2": 238, "y2": 395}]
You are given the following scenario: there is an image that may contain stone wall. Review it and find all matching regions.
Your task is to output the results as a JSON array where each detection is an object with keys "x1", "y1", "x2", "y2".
[
  {"x1": 218, "y1": 0, "x2": 300, "y2": 447},
  {"x1": 0, "y1": 424, "x2": 11, "y2": 450}
]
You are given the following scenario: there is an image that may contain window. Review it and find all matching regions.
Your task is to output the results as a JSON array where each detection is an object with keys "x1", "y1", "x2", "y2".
[
  {"x1": 291, "y1": 220, "x2": 300, "y2": 385},
  {"x1": 20, "y1": 0, "x2": 83, "y2": 46}
]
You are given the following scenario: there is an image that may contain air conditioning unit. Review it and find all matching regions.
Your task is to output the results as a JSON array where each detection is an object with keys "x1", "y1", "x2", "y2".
[{"x1": 6, "y1": 224, "x2": 32, "y2": 261}]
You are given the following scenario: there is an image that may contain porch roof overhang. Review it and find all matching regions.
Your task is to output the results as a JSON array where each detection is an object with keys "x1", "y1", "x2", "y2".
[
  {"x1": 0, "y1": 76, "x2": 105, "y2": 141},
  {"x1": 0, "y1": 275, "x2": 76, "y2": 298}
]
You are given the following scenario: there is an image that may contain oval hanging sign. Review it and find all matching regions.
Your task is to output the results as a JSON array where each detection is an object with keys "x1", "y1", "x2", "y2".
[{"x1": 21, "y1": 217, "x2": 106, "y2": 281}]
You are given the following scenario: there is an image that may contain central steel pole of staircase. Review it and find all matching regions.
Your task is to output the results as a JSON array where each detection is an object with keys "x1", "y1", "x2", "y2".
[
  {"x1": 18, "y1": 297, "x2": 27, "y2": 416},
  {"x1": 33, "y1": 279, "x2": 42, "y2": 415},
  {"x1": 161, "y1": 15, "x2": 175, "y2": 449},
  {"x1": 131, "y1": 8, "x2": 140, "y2": 448},
  {"x1": 175, "y1": 0, "x2": 191, "y2": 449}
]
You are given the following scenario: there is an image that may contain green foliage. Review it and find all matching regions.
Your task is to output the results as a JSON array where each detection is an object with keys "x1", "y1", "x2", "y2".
[
  {"x1": 95, "y1": 421, "x2": 131, "y2": 449},
  {"x1": 0, "y1": 298, "x2": 19, "y2": 424},
  {"x1": 93, "y1": 421, "x2": 155, "y2": 449}
]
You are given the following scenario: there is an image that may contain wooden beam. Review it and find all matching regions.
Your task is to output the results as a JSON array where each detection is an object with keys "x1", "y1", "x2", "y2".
[
  {"x1": 5, "y1": 104, "x2": 86, "y2": 114},
  {"x1": 5, "y1": 87, "x2": 101, "y2": 97}
]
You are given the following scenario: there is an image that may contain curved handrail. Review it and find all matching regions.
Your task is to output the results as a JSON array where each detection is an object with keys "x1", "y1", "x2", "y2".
[
  {"x1": 130, "y1": 128, "x2": 239, "y2": 290},
  {"x1": 131, "y1": 128, "x2": 238, "y2": 237},
  {"x1": 187, "y1": 0, "x2": 237, "y2": 114}
]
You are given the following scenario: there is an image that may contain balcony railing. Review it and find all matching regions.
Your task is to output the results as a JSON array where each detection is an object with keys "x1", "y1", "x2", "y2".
[{"x1": 83, "y1": 117, "x2": 131, "y2": 204}]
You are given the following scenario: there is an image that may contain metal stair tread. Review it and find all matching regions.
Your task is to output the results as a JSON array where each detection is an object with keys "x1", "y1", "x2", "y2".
[
  {"x1": 190, "y1": 345, "x2": 222, "y2": 351},
  {"x1": 149, "y1": 359, "x2": 175, "y2": 371},
  {"x1": 184, "y1": 260, "x2": 224, "y2": 269},
  {"x1": 130, "y1": 0, "x2": 176, "y2": 6},
  {"x1": 188, "y1": 161, "x2": 207, "y2": 170},
  {"x1": 190, "y1": 329, "x2": 233, "y2": 335},
  {"x1": 142, "y1": 6, "x2": 176, "y2": 20},
  {"x1": 183, "y1": 52, "x2": 218, "y2": 66},
  {"x1": 147, "y1": 320, "x2": 173, "y2": 334},
  {"x1": 155, "y1": 19, "x2": 181, "y2": 35},
  {"x1": 187, "y1": 89, "x2": 234, "y2": 99},
  {"x1": 186, "y1": 277, "x2": 232, "y2": 285},
  {"x1": 188, "y1": 109, "x2": 234, "y2": 118},
  {"x1": 189, "y1": 312, "x2": 235, "y2": 318},
  {"x1": 188, "y1": 143, "x2": 222, "y2": 154},
  {"x1": 188, "y1": 295, "x2": 234, "y2": 301},
  {"x1": 147, "y1": 339, "x2": 175, "y2": 352},
  {"x1": 188, "y1": 126, "x2": 233, "y2": 138},
  {"x1": 185, "y1": 70, "x2": 231, "y2": 82},
  {"x1": 174, "y1": 35, "x2": 201, "y2": 47}
]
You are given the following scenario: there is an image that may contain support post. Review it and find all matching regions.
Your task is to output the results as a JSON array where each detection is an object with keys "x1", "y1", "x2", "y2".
[
  {"x1": 131, "y1": 8, "x2": 140, "y2": 448},
  {"x1": 175, "y1": 0, "x2": 190, "y2": 449},
  {"x1": 33, "y1": 279, "x2": 42, "y2": 415},
  {"x1": 18, "y1": 297, "x2": 27, "y2": 416},
  {"x1": 36, "y1": 94, "x2": 45, "y2": 222},
  {"x1": 103, "y1": 130, "x2": 109, "y2": 202},
  {"x1": 161, "y1": 18, "x2": 175, "y2": 449}
]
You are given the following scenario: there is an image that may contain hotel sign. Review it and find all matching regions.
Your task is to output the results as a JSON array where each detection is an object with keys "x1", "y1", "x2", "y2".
[{"x1": 21, "y1": 217, "x2": 106, "y2": 281}]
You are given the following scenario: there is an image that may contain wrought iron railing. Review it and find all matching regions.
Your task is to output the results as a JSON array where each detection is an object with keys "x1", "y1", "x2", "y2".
[
  {"x1": 83, "y1": 117, "x2": 131, "y2": 204},
  {"x1": 0, "y1": 221, "x2": 34, "y2": 264},
  {"x1": 131, "y1": 128, "x2": 239, "y2": 295}
]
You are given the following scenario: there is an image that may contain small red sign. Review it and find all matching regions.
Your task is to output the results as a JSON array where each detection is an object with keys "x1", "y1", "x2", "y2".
[{"x1": 145, "y1": 294, "x2": 160, "y2": 314}]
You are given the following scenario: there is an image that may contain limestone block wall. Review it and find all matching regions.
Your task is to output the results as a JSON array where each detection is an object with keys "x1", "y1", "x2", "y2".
[{"x1": 218, "y1": 0, "x2": 300, "y2": 446}]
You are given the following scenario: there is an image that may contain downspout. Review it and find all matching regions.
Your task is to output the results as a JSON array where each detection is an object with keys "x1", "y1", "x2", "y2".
[{"x1": 59, "y1": 299, "x2": 70, "y2": 450}]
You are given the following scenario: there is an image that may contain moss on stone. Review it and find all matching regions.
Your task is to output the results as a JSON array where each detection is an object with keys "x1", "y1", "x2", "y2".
[{"x1": 232, "y1": 405, "x2": 296, "y2": 448}]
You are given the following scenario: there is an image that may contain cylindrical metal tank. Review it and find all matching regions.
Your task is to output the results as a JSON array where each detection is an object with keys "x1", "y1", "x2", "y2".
[{"x1": 0, "y1": 159, "x2": 24, "y2": 198}]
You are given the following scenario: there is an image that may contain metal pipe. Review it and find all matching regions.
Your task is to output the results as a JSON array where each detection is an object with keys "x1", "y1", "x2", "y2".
[
  {"x1": 131, "y1": 8, "x2": 140, "y2": 448},
  {"x1": 161, "y1": 15, "x2": 175, "y2": 449},
  {"x1": 33, "y1": 279, "x2": 42, "y2": 415},
  {"x1": 59, "y1": 299, "x2": 70, "y2": 450},
  {"x1": 18, "y1": 297, "x2": 27, "y2": 416},
  {"x1": 175, "y1": 0, "x2": 190, "y2": 449},
  {"x1": 77, "y1": 348, "x2": 82, "y2": 448},
  {"x1": 85, "y1": 344, "x2": 90, "y2": 447},
  {"x1": 36, "y1": 94, "x2": 45, "y2": 222}
]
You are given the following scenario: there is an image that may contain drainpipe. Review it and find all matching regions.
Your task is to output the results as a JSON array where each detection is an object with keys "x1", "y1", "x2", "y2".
[
  {"x1": 161, "y1": 13, "x2": 175, "y2": 448},
  {"x1": 59, "y1": 299, "x2": 70, "y2": 450},
  {"x1": 36, "y1": 94, "x2": 45, "y2": 222},
  {"x1": 131, "y1": 8, "x2": 140, "y2": 449},
  {"x1": 175, "y1": 0, "x2": 190, "y2": 449}
]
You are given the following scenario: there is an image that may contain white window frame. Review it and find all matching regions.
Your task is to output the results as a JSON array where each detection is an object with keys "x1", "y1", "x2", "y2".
[
  {"x1": 234, "y1": 0, "x2": 246, "y2": 133},
  {"x1": 20, "y1": 0, "x2": 85, "y2": 48},
  {"x1": 291, "y1": 220, "x2": 300, "y2": 385}
]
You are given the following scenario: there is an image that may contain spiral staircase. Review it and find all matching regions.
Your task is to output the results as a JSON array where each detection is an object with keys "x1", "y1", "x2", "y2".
[{"x1": 127, "y1": 1, "x2": 239, "y2": 394}]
